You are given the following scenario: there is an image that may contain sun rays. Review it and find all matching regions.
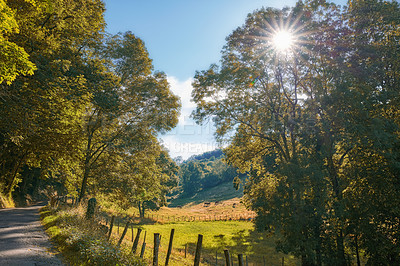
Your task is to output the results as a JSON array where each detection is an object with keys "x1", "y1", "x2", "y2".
[{"x1": 245, "y1": 8, "x2": 313, "y2": 61}]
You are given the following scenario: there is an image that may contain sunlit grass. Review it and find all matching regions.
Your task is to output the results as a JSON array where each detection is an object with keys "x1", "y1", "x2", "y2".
[
  {"x1": 40, "y1": 205, "x2": 146, "y2": 266},
  {"x1": 114, "y1": 221, "x2": 299, "y2": 266},
  {"x1": 0, "y1": 192, "x2": 15, "y2": 208}
]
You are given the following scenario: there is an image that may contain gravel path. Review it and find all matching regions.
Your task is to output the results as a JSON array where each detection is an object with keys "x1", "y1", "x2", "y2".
[{"x1": 0, "y1": 204, "x2": 64, "y2": 266}]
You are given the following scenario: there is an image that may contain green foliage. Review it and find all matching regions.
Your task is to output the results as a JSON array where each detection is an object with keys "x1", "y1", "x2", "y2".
[
  {"x1": 0, "y1": 0, "x2": 104, "y2": 202},
  {"x1": 95, "y1": 142, "x2": 179, "y2": 218},
  {"x1": 76, "y1": 31, "x2": 180, "y2": 203},
  {"x1": 191, "y1": 0, "x2": 400, "y2": 264},
  {"x1": 0, "y1": 0, "x2": 36, "y2": 85},
  {"x1": 0, "y1": 0, "x2": 180, "y2": 213},
  {"x1": 177, "y1": 150, "x2": 240, "y2": 196}
]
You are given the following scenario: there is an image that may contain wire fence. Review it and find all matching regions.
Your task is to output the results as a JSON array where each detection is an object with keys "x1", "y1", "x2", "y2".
[{"x1": 55, "y1": 196, "x2": 288, "y2": 265}]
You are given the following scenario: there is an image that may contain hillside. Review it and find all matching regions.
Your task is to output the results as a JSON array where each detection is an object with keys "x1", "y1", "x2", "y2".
[{"x1": 168, "y1": 180, "x2": 244, "y2": 207}]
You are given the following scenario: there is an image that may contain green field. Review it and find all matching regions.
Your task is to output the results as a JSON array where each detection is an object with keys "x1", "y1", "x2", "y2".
[
  {"x1": 104, "y1": 180, "x2": 299, "y2": 265},
  {"x1": 114, "y1": 220, "x2": 299, "y2": 266}
]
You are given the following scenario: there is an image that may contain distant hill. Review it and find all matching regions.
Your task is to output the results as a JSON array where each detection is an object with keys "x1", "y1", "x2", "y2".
[
  {"x1": 186, "y1": 149, "x2": 223, "y2": 162},
  {"x1": 168, "y1": 180, "x2": 244, "y2": 207},
  {"x1": 176, "y1": 149, "x2": 239, "y2": 197}
]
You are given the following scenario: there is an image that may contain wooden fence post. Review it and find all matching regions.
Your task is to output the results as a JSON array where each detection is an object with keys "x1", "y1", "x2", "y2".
[
  {"x1": 131, "y1": 224, "x2": 134, "y2": 242},
  {"x1": 194, "y1": 234, "x2": 203, "y2": 266},
  {"x1": 85, "y1": 198, "x2": 96, "y2": 219},
  {"x1": 140, "y1": 231, "x2": 147, "y2": 258},
  {"x1": 224, "y1": 250, "x2": 231, "y2": 266},
  {"x1": 282, "y1": 257, "x2": 284, "y2": 266},
  {"x1": 107, "y1": 215, "x2": 115, "y2": 240},
  {"x1": 117, "y1": 221, "x2": 130, "y2": 246},
  {"x1": 131, "y1": 228, "x2": 142, "y2": 253},
  {"x1": 165, "y1": 229, "x2": 175, "y2": 266},
  {"x1": 153, "y1": 233, "x2": 160, "y2": 266},
  {"x1": 185, "y1": 243, "x2": 187, "y2": 258},
  {"x1": 215, "y1": 251, "x2": 218, "y2": 265},
  {"x1": 263, "y1": 255, "x2": 266, "y2": 266},
  {"x1": 238, "y1": 254, "x2": 244, "y2": 266}
]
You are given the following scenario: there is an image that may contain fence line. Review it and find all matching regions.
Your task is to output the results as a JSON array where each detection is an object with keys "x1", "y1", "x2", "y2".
[
  {"x1": 141, "y1": 213, "x2": 256, "y2": 223},
  {"x1": 57, "y1": 196, "x2": 286, "y2": 265}
]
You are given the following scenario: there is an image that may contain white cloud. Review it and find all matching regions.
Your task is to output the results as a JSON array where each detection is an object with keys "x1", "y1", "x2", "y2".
[
  {"x1": 160, "y1": 76, "x2": 219, "y2": 160},
  {"x1": 167, "y1": 76, "x2": 195, "y2": 124}
]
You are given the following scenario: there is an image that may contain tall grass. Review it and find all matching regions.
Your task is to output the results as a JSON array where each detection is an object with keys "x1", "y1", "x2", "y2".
[
  {"x1": 41, "y1": 205, "x2": 146, "y2": 266},
  {"x1": 0, "y1": 191, "x2": 14, "y2": 208}
]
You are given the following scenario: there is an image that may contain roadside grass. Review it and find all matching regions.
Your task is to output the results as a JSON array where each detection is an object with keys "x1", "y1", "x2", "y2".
[
  {"x1": 0, "y1": 192, "x2": 14, "y2": 208},
  {"x1": 114, "y1": 220, "x2": 299, "y2": 266},
  {"x1": 40, "y1": 205, "x2": 146, "y2": 266}
]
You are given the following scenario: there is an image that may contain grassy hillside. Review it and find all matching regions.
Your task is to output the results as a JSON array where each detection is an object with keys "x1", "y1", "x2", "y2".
[{"x1": 168, "y1": 180, "x2": 244, "y2": 207}]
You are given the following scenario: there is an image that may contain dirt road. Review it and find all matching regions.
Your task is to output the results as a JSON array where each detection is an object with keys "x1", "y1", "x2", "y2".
[{"x1": 0, "y1": 204, "x2": 64, "y2": 265}]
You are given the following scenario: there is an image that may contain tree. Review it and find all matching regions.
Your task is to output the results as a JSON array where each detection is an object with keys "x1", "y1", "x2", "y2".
[
  {"x1": 0, "y1": 0, "x2": 106, "y2": 200},
  {"x1": 96, "y1": 136, "x2": 179, "y2": 218},
  {"x1": 191, "y1": 0, "x2": 400, "y2": 264},
  {"x1": 0, "y1": 1, "x2": 181, "y2": 213},
  {"x1": 180, "y1": 161, "x2": 203, "y2": 196},
  {"x1": 76, "y1": 31, "x2": 180, "y2": 202},
  {"x1": 0, "y1": 0, "x2": 36, "y2": 86}
]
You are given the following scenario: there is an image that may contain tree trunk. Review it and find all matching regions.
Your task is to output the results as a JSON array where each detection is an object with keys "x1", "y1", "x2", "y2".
[
  {"x1": 327, "y1": 152, "x2": 346, "y2": 265},
  {"x1": 78, "y1": 133, "x2": 93, "y2": 203},
  {"x1": 138, "y1": 201, "x2": 145, "y2": 218},
  {"x1": 355, "y1": 234, "x2": 361, "y2": 266},
  {"x1": 337, "y1": 230, "x2": 346, "y2": 266},
  {"x1": 5, "y1": 152, "x2": 27, "y2": 197},
  {"x1": 78, "y1": 165, "x2": 90, "y2": 203}
]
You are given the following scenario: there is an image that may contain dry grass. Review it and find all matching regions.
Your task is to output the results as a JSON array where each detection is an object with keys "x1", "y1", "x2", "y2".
[{"x1": 145, "y1": 198, "x2": 255, "y2": 222}]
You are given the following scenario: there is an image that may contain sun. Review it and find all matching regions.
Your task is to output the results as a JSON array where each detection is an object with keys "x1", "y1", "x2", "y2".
[{"x1": 272, "y1": 30, "x2": 294, "y2": 53}]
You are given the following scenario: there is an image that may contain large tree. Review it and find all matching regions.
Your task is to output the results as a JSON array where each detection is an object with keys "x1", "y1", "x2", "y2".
[
  {"x1": 0, "y1": 0, "x2": 105, "y2": 200},
  {"x1": 0, "y1": 0, "x2": 181, "y2": 209},
  {"x1": 76, "y1": 31, "x2": 180, "y2": 202},
  {"x1": 192, "y1": 0, "x2": 400, "y2": 264}
]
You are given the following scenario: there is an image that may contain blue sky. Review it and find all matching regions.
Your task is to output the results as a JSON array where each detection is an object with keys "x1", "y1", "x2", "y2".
[{"x1": 103, "y1": 0, "x2": 347, "y2": 159}]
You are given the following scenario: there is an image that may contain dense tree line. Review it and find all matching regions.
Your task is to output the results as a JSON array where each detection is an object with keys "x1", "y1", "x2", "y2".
[
  {"x1": 192, "y1": 0, "x2": 400, "y2": 264},
  {"x1": 0, "y1": 0, "x2": 180, "y2": 216},
  {"x1": 177, "y1": 149, "x2": 239, "y2": 196}
]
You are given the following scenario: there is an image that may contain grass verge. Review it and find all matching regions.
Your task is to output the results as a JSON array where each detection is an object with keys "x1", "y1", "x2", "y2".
[{"x1": 40, "y1": 205, "x2": 146, "y2": 265}]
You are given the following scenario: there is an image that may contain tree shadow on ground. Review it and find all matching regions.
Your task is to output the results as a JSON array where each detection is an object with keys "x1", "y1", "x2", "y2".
[{"x1": 184, "y1": 227, "x2": 300, "y2": 265}]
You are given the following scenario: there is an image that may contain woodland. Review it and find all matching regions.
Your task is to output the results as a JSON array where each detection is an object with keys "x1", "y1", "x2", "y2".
[{"x1": 1, "y1": 0, "x2": 400, "y2": 265}]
